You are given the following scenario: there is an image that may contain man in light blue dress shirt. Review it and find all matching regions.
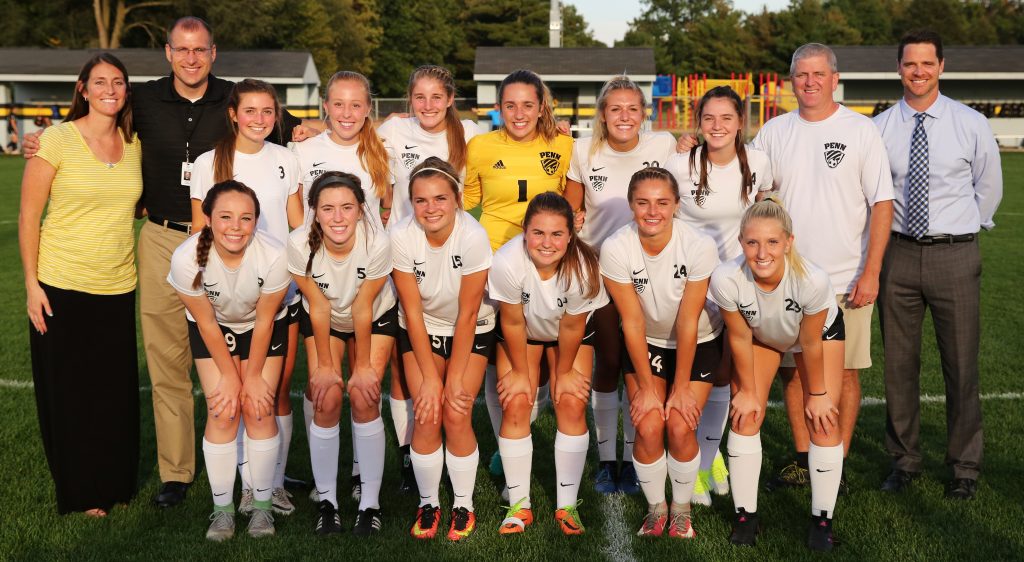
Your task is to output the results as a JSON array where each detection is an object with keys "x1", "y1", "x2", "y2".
[{"x1": 873, "y1": 30, "x2": 1003, "y2": 500}]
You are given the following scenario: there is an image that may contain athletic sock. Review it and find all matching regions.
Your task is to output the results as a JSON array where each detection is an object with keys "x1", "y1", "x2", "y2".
[
  {"x1": 633, "y1": 451, "x2": 668, "y2": 506},
  {"x1": 389, "y1": 395, "x2": 414, "y2": 448},
  {"x1": 203, "y1": 438, "x2": 237, "y2": 509},
  {"x1": 696, "y1": 385, "x2": 730, "y2": 471},
  {"x1": 245, "y1": 433, "x2": 280, "y2": 509},
  {"x1": 498, "y1": 434, "x2": 534, "y2": 508},
  {"x1": 410, "y1": 445, "x2": 444, "y2": 507},
  {"x1": 809, "y1": 442, "x2": 844, "y2": 517},
  {"x1": 235, "y1": 422, "x2": 252, "y2": 491},
  {"x1": 622, "y1": 391, "x2": 636, "y2": 462},
  {"x1": 532, "y1": 382, "x2": 549, "y2": 423},
  {"x1": 353, "y1": 417, "x2": 386, "y2": 511},
  {"x1": 273, "y1": 413, "x2": 293, "y2": 489},
  {"x1": 484, "y1": 365, "x2": 503, "y2": 441},
  {"x1": 727, "y1": 431, "x2": 762, "y2": 513},
  {"x1": 554, "y1": 431, "x2": 589, "y2": 507},
  {"x1": 350, "y1": 414, "x2": 360, "y2": 477},
  {"x1": 591, "y1": 390, "x2": 619, "y2": 462},
  {"x1": 667, "y1": 451, "x2": 701, "y2": 506},
  {"x1": 302, "y1": 395, "x2": 314, "y2": 443},
  {"x1": 309, "y1": 422, "x2": 340, "y2": 508},
  {"x1": 446, "y1": 446, "x2": 480, "y2": 511}
]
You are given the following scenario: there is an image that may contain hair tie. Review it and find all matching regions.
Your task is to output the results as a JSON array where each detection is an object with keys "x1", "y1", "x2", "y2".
[{"x1": 411, "y1": 167, "x2": 461, "y2": 187}]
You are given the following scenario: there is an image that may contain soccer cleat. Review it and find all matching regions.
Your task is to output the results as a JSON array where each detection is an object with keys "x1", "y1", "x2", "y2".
[
  {"x1": 271, "y1": 487, "x2": 295, "y2": 515},
  {"x1": 353, "y1": 507, "x2": 383, "y2": 536},
  {"x1": 765, "y1": 460, "x2": 809, "y2": 491},
  {"x1": 238, "y1": 488, "x2": 254, "y2": 515},
  {"x1": 350, "y1": 475, "x2": 362, "y2": 502},
  {"x1": 618, "y1": 462, "x2": 641, "y2": 495},
  {"x1": 398, "y1": 449, "x2": 417, "y2": 494},
  {"x1": 692, "y1": 470, "x2": 712, "y2": 506},
  {"x1": 729, "y1": 508, "x2": 759, "y2": 546},
  {"x1": 710, "y1": 451, "x2": 730, "y2": 495},
  {"x1": 489, "y1": 450, "x2": 504, "y2": 476},
  {"x1": 205, "y1": 510, "x2": 235, "y2": 542},
  {"x1": 808, "y1": 512, "x2": 836, "y2": 552},
  {"x1": 499, "y1": 498, "x2": 535, "y2": 535},
  {"x1": 667, "y1": 510, "x2": 695, "y2": 539},
  {"x1": 447, "y1": 507, "x2": 476, "y2": 541},
  {"x1": 554, "y1": 502, "x2": 585, "y2": 536},
  {"x1": 410, "y1": 504, "x2": 440, "y2": 539},
  {"x1": 594, "y1": 461, "x2": 618, "y2": 494},
  {"x1": 314, "y1": 500, "x2": 342, "y2": 536},
  {"x1": 636, "y1": 502, "x2": 668, "y2": 537},
  {"x1": 247, "y1": 508, "x2": 276, "y2": 538}
]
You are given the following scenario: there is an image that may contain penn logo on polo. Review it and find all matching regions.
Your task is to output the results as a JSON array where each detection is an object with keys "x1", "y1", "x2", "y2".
[
  {"x1": 589, "y1": 174, "x2": 608, "y2": 191},
  {"x1": 632, "y1": 271, "x2": 649, "y2": 294},
  {"x1": 823, "y1": 142, "x2": 847, "y2": 169},
  {"x1": 402, "y1": 152, "x2": 421, "y2": 169},
  {"x1": 521, "y1": 291, "x2": 531, "y2": 305},
  {"x1": 539, "y1": 151, "x2": 561, "y2": 176}
]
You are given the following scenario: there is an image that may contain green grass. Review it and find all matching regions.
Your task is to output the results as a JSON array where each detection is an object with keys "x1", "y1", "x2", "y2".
[{"x1": 1, "y1": 153, "x2": 1023, "y2": 560}]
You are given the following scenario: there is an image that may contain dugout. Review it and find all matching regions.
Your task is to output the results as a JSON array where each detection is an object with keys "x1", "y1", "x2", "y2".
[
  {"x1": 473, "y1": 46, "x2": 657, "y2": 135},
  {"x1": 0, "y1": 47, "x2": 321, "y2": 142}
]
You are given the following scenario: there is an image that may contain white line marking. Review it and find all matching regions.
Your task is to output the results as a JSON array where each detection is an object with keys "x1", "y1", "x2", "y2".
[
  {"x1": 0, "y1": 379, "x2": 33, "y2": 389},
  {"x1": 600, "y1": 493, "x2": 638, "y2": 562}
]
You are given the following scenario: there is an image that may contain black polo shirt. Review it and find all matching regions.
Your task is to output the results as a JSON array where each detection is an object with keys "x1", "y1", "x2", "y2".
[{"x1": 132, "y1": 74, "x2": 299, "y2": 222}]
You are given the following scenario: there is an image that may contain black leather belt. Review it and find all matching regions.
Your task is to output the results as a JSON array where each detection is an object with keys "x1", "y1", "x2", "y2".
[
  {"x1": 149, "y1": 215, "x2": 192, "y2": 235},
  {"x1": 892, "y1": 232, "x2": 975, "y2": 245}
]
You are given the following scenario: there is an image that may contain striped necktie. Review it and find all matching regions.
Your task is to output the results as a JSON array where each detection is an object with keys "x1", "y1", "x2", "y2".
[{"x1": 906, "y1": 113, "x2": 929, "y2": 238}]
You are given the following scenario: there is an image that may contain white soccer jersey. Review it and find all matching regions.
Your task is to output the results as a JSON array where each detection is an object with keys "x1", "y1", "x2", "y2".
[
  {"x1": 287, "y1": 224, "x2": 397, "y2": 333},
  {"x1": 190, "y1": 143, "x2": 300, "y2": 245},
  {"x1": 292, "y1": 130, "x2": 391, "y2": 228},
  {"x1": 376, "y1": 117, "x2": 480, "y2": 225},
  {"x1": 567, "y1": 131, "x2": 677, "y2": 249},
  {"x1": 709, "y1": 255, "x2": 839, "y2": 353},
  {"x1": 390, "y1": 211, "x2": 497, "y2": 336},
  {"x1": 488, "y1": 234, "x2": 609, "y2": 342},
  {"x1": 751, "y1": 106, "x2": 895, "y2": 293},
  {"x1": 168, "y1": 232, "x2": 290, "y2": 332},
  {"x1": 600, "y1": 218, "x2": 722, "y2": 348},
  {"x1": 667, "y1": 146, "x2": 774, "y2": 261}
]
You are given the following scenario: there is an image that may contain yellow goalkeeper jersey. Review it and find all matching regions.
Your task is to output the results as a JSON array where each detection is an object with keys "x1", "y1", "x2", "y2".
[{"x1": 464, "y1": 130, "x2": 574, "y2": 250}]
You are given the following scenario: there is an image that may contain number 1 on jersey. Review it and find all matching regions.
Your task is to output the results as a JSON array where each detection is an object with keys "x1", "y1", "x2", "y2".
[{"x1": 517, "y1": 179, "x2": 528, "y2": 203}]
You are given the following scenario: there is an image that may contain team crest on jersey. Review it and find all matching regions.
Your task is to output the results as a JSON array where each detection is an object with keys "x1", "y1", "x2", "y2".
[
  {"x1": 589, "y1": 175, "x2": 608, "y2": 191},
  {"x1": 413, "y1": 261, "x2": 426, "y2": 284},
  {"x1": 521, "y1": 291, "x2": 531, "y2": 304},
  {"x1": 402, "y1": 152, "x2": 421, "y2": 169},
  {"x1": 539, "y1": 151, "x2": 561, "y2": 176},
  {"x1": 823, "y1": 142, "x2": 847, "y2": 169},
  {"x1": 632, "y1": 277, "x2": 649, "y2": 294}
]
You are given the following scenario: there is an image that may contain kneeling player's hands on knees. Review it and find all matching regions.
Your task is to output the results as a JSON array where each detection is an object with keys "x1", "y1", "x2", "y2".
[
  {"x1": 630, "y1": 386, "x2": 665, "y2": 427},
  {"x1": 730, "y1": 389, "x2": 761, "y2": 430},
  {"x1": 242, "y1": 375, "x2": 275, "y2": 421},
  {"x1": 804, "y1": 394, "x2": 839, "y2": 436},
  {"x1": 444, "y1": 379, "x2": 473, "y2": 417},
  {"x1": 497, "y1": 369, "x2": 533, "y2": 409},
  {"x1": 415, "y1": 377, "x2": 443, "y2": 425},
  {"x1": 667, "y1": 387, "x2": 701, "y2": 430},
  {"x1": 209, "y1": 372, "x2": 242, "y2": 420},
  {"x1": 348, "y1": 365, "x2": 381, "y2": 408},
  {"x1": 310, "y1": 365, "x2": 343, "y2": 411},
  {"x1": 554, "y1": 369, "x2": 590, "y2": 405}
]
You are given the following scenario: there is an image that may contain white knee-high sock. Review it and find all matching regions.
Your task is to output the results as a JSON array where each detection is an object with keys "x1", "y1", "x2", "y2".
[
  {"x1": 696, "y1": 385, "x2": 730, "y2": 472},
  {"x1": 591, "y1": 390, "x2": 619, "y2": 462},
  {"x1": 485, "y1": 365, "x2": 503, "y2": 441},
  {"x1": 235, "y1": 422, "x2": 252, "y2": 491},
  {"x1": 622, "y1": 391, "x2": 636, "y2": 463},
  {"x1": 446, "y1": 446, "x2": 479, "y2": 511},
  {"x1": 498, "y1": 434, "x2": 533, "y2": 508},
  {"x1": 633, "y1": 451, "x2": 668, "y2": 506},
  {"x1": 411, "y1": 445, "x2": 444, "y2": 507},
  {"x1": 555, "y1": 431, "x2": 590, "y2": 507},
  {"x1": 727, "y1": 431, "x2": 762, "y2": 513},
  {"x1": 353, "y1": 417, "x2": 386, "y2": 511},
  {"x1": 273, "y1": 413, "x2": 293, "y2": 489},
  {"x1": 532, "y1": 383, "x2": 549, "y2": 423},
  {"x1": 389, "y1": 395, "x2": 414, "y2": 448},
  {"x1": 809, "y1": 442, "x2": 844, "y2": 517},
  {"x1": 350, "y1": 414, "x2": 360, "y2": 477},
  {"x1": 245, "y1": 433, "x2": 280, "y2": 506},
  {"x1": 203, "y1": 438, "x2": 237, "y2": 509},
  {"x1": 667, "y1": 451, "x2": 701, "y2": 506},
  {"x1": 302, "y1": 395, "x2": 314, "y2": 444},
  {"x1": 309, "y1": 422, "x2": 340, "y2": 508}
]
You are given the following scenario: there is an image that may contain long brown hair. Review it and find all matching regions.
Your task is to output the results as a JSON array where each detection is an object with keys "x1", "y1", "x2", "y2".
[
  {"x1": 498, "y1": 69, "x2": 559, "y2": 143},
  {"x1": 522, "y1": 192, "x2": 600, "y2": 300},
  {"x1": 191, "y1": 180, "x2": 261, "y2": 289},
  {"x1": 66, "y1": 53, "x2": 134, "y2": 142},
  {"x1": 590, "y1": 75, "x2": 645, "y2": 159},
  {"x1": 214, "y1": 79, "x2": 282, "y2": 182},
  {"x1": 689, "y1": 85, "x2": 753, "y2": 206},
  {"x1": 407, "y1": 65, "x2": 467, "y2": 172},
  {"x1": 324, "y1": 71, "x2": 390, "y2": 199},
  {"x1": 304, "y1": 171, "x2": 369, "y2": 275}
]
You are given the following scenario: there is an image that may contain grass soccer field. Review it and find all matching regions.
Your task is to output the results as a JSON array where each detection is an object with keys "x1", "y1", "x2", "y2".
[{"x1": 0, "y1": 153, "x2": 1022, "y2": 561}]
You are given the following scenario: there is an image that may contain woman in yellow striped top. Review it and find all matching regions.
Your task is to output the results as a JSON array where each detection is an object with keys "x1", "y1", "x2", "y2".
[{"x1": 18, "y1": 53, "x2": 142, "y2": 517}]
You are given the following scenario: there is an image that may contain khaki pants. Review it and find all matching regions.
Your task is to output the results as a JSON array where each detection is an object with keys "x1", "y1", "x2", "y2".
[{"x1": 138, "y1": 220, "x2": 195, "y2": 483}]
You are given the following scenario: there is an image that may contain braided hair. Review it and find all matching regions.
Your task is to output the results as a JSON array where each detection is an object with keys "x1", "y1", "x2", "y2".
[
  {"x1": 191, "y1": 180, "x2": 261, "y2": 289},
  {"x1": 305, "y1": 171, "x2": 368, "y2": 275}
]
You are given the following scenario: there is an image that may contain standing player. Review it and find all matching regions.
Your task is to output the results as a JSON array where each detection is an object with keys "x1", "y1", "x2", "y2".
[
  {"x1": 376, "y1": 65, "x2": 480, "y2": 492},
  {"x1": 709, "y1": 198, "x2": 845, "y2": 552},
  {"x1": 489, "y1": 193, "x2": 607, "y2": 535},
  {"x1": 563, "y1": 75, "x2": 677, "y2": 495},
  {"x1": 665, "y1": 85, "x2": 774, "y2": 505},
  {"x1": 189, "y1": 78, "x2": 303, "y2": 517},
  {"x1": 391, "y1": 157, "x2": 496, "y2": 541},
  {"x1": 168, "y1": 182, "x2": 291, "y2": 540},
  {"x1": 601, "y1": 168, "x2": 723, "y2": 539},
  {"x1": 289, "y1": 171, "x2": 397, "y2": 536}
]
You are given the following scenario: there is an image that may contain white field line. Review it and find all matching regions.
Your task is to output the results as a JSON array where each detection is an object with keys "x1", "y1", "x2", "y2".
[{"x1": 600, "y1": 493, "x2": 638, "y2": 562}]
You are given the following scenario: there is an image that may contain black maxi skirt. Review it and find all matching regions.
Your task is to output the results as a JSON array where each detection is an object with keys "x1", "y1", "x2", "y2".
[{"x1": 29, "y1": 283, "x2": 140, "y2": 514}]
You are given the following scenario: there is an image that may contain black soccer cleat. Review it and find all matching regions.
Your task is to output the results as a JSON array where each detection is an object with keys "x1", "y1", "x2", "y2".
[
  {"x1": 808, "y1": 511, "x2": 836, "y2": 552},
  {"x1": 729, "y1": 508, "x2": 759, "y2": 546},
  {"x1": 314, "y1": 500, "x2": 342, "y2": 536}
]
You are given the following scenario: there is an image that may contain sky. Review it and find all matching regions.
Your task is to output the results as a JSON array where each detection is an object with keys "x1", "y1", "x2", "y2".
[{"x1": 564, "y1": 0, "x2": 791, "y2": 46}]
